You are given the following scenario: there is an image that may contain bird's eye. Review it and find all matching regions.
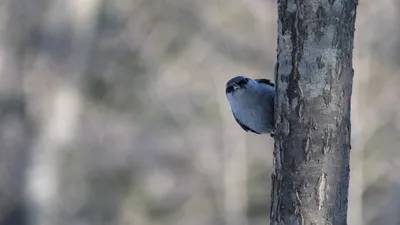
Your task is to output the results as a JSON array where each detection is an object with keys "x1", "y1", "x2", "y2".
[
  {"x1": 226, "y1": 86, "x2": 233, "y2": 93},
  {"x1": 238, "y1": 78, "x2": 249, "y2": 86}
]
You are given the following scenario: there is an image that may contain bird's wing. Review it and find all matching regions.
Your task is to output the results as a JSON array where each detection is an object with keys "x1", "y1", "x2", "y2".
[
  {"x1": 232, "y1": 113, "x2": 261, "y2": 134},
  {"x1": 255, "y1": 78, "x2": 274, "y2": 87}
]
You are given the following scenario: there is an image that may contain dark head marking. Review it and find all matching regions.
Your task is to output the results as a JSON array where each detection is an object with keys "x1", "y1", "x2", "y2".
[
  {"x1": 226, "y1": 76, "x2": 250, "y2": 93},
  {"x1": 255, "y1": 78, "x2": 274, "y2": 87},
  {"x1": 226, "y1": 85, "x2": 234, "y2": 93}
]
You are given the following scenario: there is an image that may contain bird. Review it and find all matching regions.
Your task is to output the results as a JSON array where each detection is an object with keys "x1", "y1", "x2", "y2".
[{"x1": 225, "y1": 75, "x2": 275, "y2": 137}]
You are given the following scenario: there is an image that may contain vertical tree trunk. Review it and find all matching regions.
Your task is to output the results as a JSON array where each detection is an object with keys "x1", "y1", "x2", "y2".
[
  {"x1": 0, "y1": 0, "x2": 41, "y2": 224},
  {"x1": 271, "y1": 0, "x2": 358, "y2": 224},
  {"x1": 23, "y1": 0, "x2": 100, "y2": 224}
]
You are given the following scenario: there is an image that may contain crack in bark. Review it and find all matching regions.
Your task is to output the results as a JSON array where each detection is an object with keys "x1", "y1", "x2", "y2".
[
  {"x1": 323, "y1": 127, "x2": 332, "y2": 154},
  {"x1": 316, "y1": 173, "x2": 328, "y2": 210}
]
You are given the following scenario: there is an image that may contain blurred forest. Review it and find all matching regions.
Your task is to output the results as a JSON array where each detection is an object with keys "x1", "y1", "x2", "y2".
[{"x1": 0, "y1": 0, "x2": 399, "y2": 225}]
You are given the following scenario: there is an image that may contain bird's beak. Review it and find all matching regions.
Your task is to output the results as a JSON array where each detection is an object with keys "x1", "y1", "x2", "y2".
[{"x1": 226, "y1": 83, "x2": 242, "y2": 94}]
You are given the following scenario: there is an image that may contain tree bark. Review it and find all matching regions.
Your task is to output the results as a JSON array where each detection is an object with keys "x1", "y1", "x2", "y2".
[{"x1": 271, "y1": 0, "x2": 358, "y2": 224}]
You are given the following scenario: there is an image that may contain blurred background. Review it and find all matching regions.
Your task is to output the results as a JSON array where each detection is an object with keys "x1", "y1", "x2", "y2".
[{"x1": 0, "y1": 0, "x2": 399, "y2": 224}]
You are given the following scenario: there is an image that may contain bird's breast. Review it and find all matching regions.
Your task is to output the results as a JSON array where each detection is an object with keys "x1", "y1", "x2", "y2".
[{"x1": 228, "y1": 91, "x2": 274, "y2": 133}]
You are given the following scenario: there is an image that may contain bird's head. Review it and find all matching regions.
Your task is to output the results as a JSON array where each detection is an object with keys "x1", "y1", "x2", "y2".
[{"x1": 225, "y1": 76, "x2": 255, "y2": 96}]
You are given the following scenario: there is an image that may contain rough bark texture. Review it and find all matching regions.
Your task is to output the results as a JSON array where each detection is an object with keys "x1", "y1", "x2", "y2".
[{"x1": 271, "y1": 0, "x2": 358, "y2": 224}]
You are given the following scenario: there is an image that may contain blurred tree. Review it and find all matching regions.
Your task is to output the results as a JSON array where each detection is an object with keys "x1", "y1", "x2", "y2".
[
  {"x1": 0, "y1": 0, "x2": 42, "y2": 224},
  {"x1": 271, "y1": 0, "x2": 358, "y2": 224}
]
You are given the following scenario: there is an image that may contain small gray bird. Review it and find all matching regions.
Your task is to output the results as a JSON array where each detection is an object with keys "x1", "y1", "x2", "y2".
[{"x1": 225, "y1": 75, "x2": 275, "y2": 137}]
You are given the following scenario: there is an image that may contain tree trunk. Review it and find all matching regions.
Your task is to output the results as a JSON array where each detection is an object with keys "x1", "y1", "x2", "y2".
[{"x1": 271, "y1": 0, "x2": 358, "y2": 224}]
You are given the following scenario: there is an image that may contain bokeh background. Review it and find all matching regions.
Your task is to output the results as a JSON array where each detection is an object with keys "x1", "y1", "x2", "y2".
[{"x1": 0, "y1": 0, "x2": 399, "y2": 224}]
